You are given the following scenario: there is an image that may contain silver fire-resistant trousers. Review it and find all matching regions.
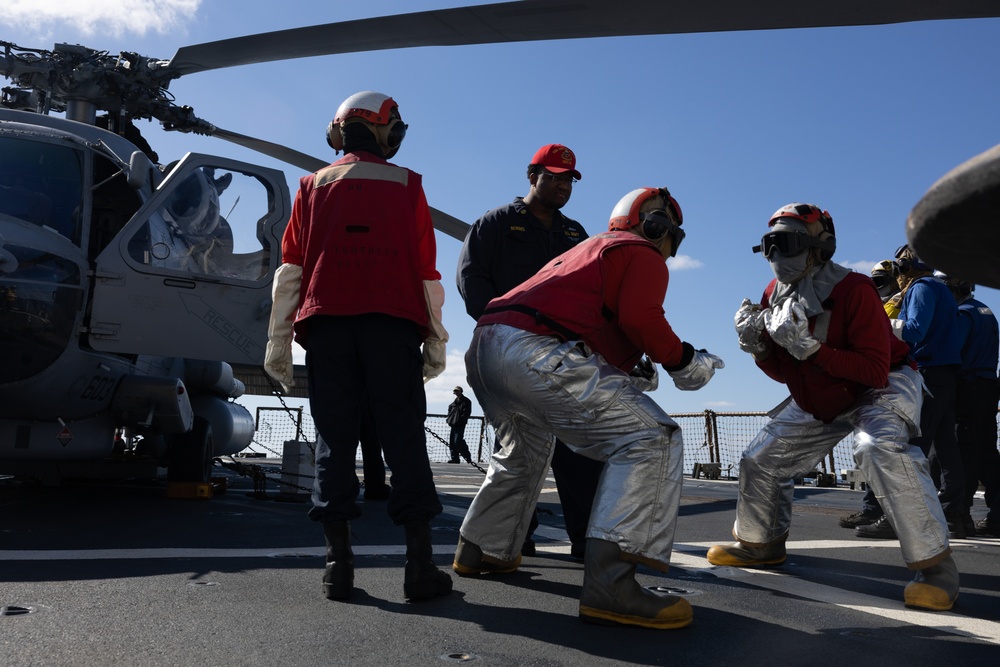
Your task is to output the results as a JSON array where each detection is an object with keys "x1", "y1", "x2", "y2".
[
  {"x1": 461, "y1": 324, "x2": 684, "y2": 570},
  {"x1": 736, "y1": 365, "x2": 950, "y2": 569}
]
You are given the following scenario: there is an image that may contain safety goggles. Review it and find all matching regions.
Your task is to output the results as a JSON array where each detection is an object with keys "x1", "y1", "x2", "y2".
[
  {"x1": 871, "y1": 273, "x2": 896, "y2": 291},
  {"x1": 753, "y1": 231, "x2": 816, "y2": 258}
]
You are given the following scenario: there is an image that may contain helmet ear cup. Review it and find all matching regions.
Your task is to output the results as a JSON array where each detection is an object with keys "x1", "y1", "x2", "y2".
[
  {"x1": 375, "y1": 118, "x2": 407, "y2": 159},
  {"x1": 326, "y1": 120, "x2": 344, "y2": 152},
  {"x1": 639, "y1": 211, "x2": 669, "y2": 241}
]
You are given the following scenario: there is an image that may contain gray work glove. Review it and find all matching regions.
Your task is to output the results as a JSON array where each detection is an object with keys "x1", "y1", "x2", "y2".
[
  {"x1": 734, "y1": 298, "x2": 769, "y2": 356},
  {"x1": 665, "y1": 343, "x2": 725, "y2": 391},
  {"x1": 764, "y1": 299, "x2": 821, "y2": 361},
  {"x1": 629, "y1": 355, "x2": 659, "y2": 392}
]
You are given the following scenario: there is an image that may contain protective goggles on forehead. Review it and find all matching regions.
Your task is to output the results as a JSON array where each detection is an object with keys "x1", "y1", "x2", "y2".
[{"x1": 753, "y1": 231, "x2": 832, "y2": 258}]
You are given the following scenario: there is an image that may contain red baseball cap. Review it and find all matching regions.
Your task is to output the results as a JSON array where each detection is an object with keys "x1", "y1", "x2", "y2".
[{"x1": 530, "y1": 144, "x2": 582, "y2": 180}]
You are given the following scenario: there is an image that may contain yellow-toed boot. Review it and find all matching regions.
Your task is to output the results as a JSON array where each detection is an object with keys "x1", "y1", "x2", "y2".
[
  {"x1": 579, "y1": 539, "x2": 693, "y2": 630},
  {"x1": 706, "y1": 539, "x2": 786, "y2": 567},
  {"x1": 904, "y1": 554, "x2": 959, "y2": 611},
  {"x1": 452, "y1": 535, "x2": 521, "y2": 576}
]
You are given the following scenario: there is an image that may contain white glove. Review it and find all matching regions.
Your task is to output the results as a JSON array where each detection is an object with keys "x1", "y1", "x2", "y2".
[
  {"x1": 667, "y1": 348, "x2": 725, "y2": 391},
  {"x1": 629, "y1": 356, "x2": 659, "y2": 392},
  {"x1": 734, "y1": 298, "x2": 768, "y2": 356},
  {"x1": 890, "y1": 318, "x2": 905, "y2": 340},
  {"x1": 264, "y1": 262, "x2": 302, "y2": 393},
  {"x1": 764, "y1": 299, "x2": 821, "y2": 361},
  {"x1": 422, "y1": 279, "x2": 449, "y2": 382}
]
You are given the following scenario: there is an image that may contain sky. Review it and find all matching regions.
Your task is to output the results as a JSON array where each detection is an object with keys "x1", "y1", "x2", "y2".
[{"x1": 4, "y1": 0, "x2": 1000, "y2": 420}]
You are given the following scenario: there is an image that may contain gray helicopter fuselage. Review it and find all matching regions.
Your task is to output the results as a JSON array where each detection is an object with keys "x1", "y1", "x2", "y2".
[{"x1": 0, "y1": 109, "x2": 291, "y2": 476}]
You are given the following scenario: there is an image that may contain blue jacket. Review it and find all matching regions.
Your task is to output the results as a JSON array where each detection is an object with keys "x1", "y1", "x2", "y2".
[
  {"x1": 956, "y1": 296, "x2": 999, "y2": 381},
  {"x1": 898, "y1": 276, "x2": 961, "y2": 367}
]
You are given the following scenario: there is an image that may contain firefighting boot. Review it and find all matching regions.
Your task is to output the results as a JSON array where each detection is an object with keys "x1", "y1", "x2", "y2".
[
  {"x1": 705, "y1": 539, "x2": 786, "y2": 567},
  {"x1": 452, "y1": 534, "x2": 522, "y2": 576},
  {"x1": 578, "y1": 539, "x2": 693, "y2": 630},
  {"x1": 322, "y1": 520, "x2": 354, "y2": 601},
  {"x1": 904, "y1": 553, "x2": 959, "y2": 611},
  {"x1": 403, "y1": 522, "x2": 453, "y2": 601}
]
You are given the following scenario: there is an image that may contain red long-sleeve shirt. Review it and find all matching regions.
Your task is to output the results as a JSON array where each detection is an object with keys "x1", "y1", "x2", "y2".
[
  {"x1": 478, "y1": 232, "x2": 686, "y2": 370},
  {"x1": 756, "y1": 272, "x2": 912, "y2": 422}
]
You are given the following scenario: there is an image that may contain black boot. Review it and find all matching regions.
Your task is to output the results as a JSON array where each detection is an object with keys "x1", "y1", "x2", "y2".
[
  {"x1": 322, "y1": 521, "x2": 354, "y2": 601},
  {"x1": 404, "y1": 521, "x2": 453, "y2": 601},
  {"x1": 579, "y1": 539, "x2": 693, "y2": 630}
]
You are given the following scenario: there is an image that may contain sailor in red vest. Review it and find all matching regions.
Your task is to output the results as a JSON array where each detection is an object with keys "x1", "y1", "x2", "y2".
[
  {"x1": 452, "y1": 187, "x2": 724, "y2": 630},
  {"x1": 707, "y1": 203, "x2": 958, "y2": 612},
  {"x1": 265, "y1": 91, "x2": 451, "y2": 604}
]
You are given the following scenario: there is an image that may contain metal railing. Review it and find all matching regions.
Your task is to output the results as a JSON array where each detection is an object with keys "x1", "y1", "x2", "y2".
[{"x1": 244, "y1": 406, "x2": 1000, "y2": 488}]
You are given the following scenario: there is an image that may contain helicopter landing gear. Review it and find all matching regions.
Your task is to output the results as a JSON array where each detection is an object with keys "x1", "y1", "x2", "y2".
[{"x1": 167, "y1": 417, "x2": 214, "y2": 483}]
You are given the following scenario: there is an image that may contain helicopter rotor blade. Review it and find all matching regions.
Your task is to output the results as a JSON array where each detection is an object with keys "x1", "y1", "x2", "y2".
[
  {"x1": 427, "y1": 207, "x2": 472, "y2": 243},
  {"x1": 210, "y1": 126, "x2": 327, "y2": 173},
  {"x1": 209, "y1": 126, "x2": 471, "y2": 242},
  {"x1": 167, "y1": 0, "x2": 1000, "y2": 76}
]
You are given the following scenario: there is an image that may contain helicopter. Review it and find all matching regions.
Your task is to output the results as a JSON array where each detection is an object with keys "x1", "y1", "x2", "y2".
[{"x1": 2, "y1": 1, "x2": 999, "y2": 485}]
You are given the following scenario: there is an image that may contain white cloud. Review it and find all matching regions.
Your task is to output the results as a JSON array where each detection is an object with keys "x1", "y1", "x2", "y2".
[
  {"x1": 424, "y1": 349, "x2": 471, "y2": 415},
  {"x1": 667, "y1": 254, "x2": 703, "y2": 271},
  {"x1": 5, "y1": 0, "x2": 201, "y2": 38},
  {"x1": 842, "y1": 260, "x2": 877, "y2": 274}
]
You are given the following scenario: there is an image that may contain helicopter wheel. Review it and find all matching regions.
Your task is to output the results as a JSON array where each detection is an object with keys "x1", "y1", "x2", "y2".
[{"x1": 167, "y1": 416, "x2": 214, "y2": 483}]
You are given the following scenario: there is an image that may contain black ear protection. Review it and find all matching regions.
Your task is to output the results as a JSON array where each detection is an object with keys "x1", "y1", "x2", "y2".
[
  {"x1": 638, "y1": 210, "x2": 685, "y2": 256},
  {"x1": 814, "y1": 210, "x2": 836, "y2": 262},
  {"x1": 326, "y1": 116, "x2": 407, "y2": 157},
  {"x1": 326, "y1": 120, "x2": 344, "y2": 152},
  {"x1": 384, "y1": 117, "x2": 407, "y2": 149},
  {"x1": 637, "y1": 187, "x2": 685, "y2": 255},
  {"x1": 639, "y1": 210, "x2": 671, "y2": 240}
]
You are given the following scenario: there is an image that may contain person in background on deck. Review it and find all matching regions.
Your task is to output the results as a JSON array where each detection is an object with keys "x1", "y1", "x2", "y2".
[
  {"x1": 941, "y1": 275, "x2": 1000, "y2": 537},
  {"x1": 446, "y1": 386, "x2": 473, "y2": 464}
]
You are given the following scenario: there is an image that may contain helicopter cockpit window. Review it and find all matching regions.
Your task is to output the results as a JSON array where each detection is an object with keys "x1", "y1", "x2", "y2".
[
  {"x1": 0, "y1": 136, "x2": 84, "y2": 245},
  {"x1": 128, "y1": 166, "x2": 272, "y2": 282},
  {"x1": 0, "y1": 243, "x2": 81, "y2": 384}
]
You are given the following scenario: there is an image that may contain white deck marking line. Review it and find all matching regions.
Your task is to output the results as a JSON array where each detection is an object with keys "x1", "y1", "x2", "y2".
[
  {"x1": 1, "y1": 539, "x2": 996, "y2": 643},
  {"x1": 670, "y1": 541, "x2": 1000, "y2": 645}
]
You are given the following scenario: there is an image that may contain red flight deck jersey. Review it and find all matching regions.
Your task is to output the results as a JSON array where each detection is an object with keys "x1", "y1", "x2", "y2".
[
  {"x1": 477, "y1": 232, "x2": 687, "y2": 372},
  {"x1": 281, "y1": 152, "x2": 440, "y2": 346}
]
